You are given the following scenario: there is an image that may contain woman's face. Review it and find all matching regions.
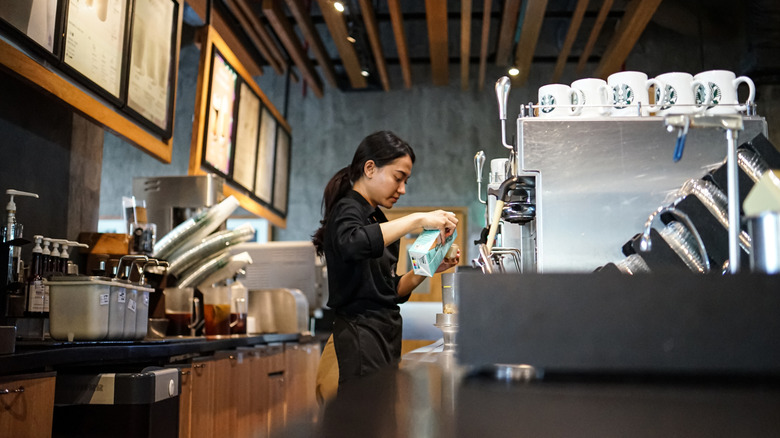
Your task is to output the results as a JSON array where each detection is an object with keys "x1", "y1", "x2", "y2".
[{"x1": 364, "y1": 155, "x2": 413, "y2": 209}]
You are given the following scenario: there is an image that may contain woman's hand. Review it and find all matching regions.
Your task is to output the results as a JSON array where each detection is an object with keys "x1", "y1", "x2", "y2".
[
  {"x1": 418, "y1": 210, "x2": 458, "y2": 243},
  {"x1": 436, "y1": 245, "x2": 460, "y2": 273}
]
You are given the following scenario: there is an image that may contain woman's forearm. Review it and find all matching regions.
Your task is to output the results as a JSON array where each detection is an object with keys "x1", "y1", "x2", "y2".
[
  {"x1": 397, "y1": 270, "x2": 427, "y2": 297},
  {"x1": 379, "y1": 213, "x2": 422, "y2": 246}
]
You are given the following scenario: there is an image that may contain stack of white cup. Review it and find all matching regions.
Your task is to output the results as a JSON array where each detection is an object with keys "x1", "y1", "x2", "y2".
[{"x1": 535, "y1": 69, "x2": 755, "y2": 118}]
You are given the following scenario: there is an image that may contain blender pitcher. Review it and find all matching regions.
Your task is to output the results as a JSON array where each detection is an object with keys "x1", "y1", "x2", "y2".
[
  {"x1": 229, "y1": 279, "x2": 248, "y2": 334},
  {"x1": 201, "y1": 284, "x2": 231, "y2": 336},
  {"x1": 163, "y1": 287, "x2": 201, "y2": 336}
]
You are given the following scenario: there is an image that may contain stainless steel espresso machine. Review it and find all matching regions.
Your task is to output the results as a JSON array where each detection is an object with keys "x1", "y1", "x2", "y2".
[
  {"x1": 473, "y1": 77, "x2": 769, "y2": 274},
  {"x1": 132, "y1": 174, "x2": 225, "y2": 237}
]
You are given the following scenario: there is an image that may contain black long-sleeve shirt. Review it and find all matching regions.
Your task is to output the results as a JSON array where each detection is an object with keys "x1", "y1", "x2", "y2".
[{"x1": 324, "y1": 190, "x2": 410, "y2": 316}]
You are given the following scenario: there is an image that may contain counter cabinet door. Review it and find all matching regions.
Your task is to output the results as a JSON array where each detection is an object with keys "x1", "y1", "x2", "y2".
[
  {"x1": 0, "y1": 372, "x2": 56, "y2": 438},
  {"x1": 190, "y1": 357, "x2": 216, "y2": 438}
]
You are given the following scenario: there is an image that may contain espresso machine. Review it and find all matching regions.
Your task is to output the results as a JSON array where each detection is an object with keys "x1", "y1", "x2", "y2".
[
  {"x1": 132, "y1": 174, "x2": 225, "y2": 237},
  {"x1": 473, "y1": 77, "x2": 542, "y2": 274},
  {"x1": 473, "y1": 77, "x2": 769, "y2": 273}
]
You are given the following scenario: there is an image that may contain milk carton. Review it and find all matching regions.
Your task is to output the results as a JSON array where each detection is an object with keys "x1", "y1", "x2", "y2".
[{"x1": 408, "y1": 229, "x2": 457, "y2": 277}]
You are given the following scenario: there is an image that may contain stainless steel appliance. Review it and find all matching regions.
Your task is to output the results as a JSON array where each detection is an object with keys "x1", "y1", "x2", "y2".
[
  {"x1": 132, "y1": 175, "x2": 225, "y2": 238},
  {"x1": 476, "y1": 78, "x2": 768, "y2": 273}
]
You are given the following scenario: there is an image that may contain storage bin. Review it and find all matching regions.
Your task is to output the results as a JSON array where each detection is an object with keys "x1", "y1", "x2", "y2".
[{"x1": 47, "y1": 277, "x2": 113, "y2": 342}]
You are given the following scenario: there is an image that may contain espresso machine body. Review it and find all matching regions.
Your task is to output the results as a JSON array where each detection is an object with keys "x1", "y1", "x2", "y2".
[{"x1": 132, "y1": 175, "x2": 225, "y2": 237}]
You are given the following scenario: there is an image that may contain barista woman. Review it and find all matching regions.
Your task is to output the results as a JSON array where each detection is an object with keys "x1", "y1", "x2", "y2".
[{"x1": 312, "y1": 131, "x2": 459, "y2": 388}]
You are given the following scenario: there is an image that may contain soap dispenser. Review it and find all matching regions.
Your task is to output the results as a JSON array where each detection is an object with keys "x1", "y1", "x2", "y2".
[{"x1": 2, "y1": 189, "x2": 39, "y2": 293}]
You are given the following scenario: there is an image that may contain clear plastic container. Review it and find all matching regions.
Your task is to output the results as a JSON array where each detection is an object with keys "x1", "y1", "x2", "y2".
[
  {"x1": 108, "y1": 283, "x2": 127, "y2": 339},
  {"x1": 134, "y1": 285, "x2": 155, "y2": 340},
  {"x1": 47, "y1": 277, "x2": 113, "y2": 342},
  {"x1": 122, "y1": 286, "x2": 138, "y2": 340}
]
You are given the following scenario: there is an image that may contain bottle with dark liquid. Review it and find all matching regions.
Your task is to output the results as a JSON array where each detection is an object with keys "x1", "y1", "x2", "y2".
[{"x1": 25, "y1": 235, "x2": 46, "y2": 315}]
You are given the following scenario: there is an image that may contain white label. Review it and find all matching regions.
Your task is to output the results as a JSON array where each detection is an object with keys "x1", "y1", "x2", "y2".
[
  {"x1": 118, "y1": 289, "x2": 126, "y2": 303},
  {"x1": 128, "y1": 299, "x2": 137, "y2": 313},
  {"x1": 99, "y1": 294, "x2": 109, "y2": 306},
  {"x1": 143, "y1": 292, "x2": 149, "y2": 306},
  {"x1": 44, "y1": 284, "x2": 50, "y2": 312},
  {"x1": 27, "y1": 281, "x2": 46, "y2": 312}
]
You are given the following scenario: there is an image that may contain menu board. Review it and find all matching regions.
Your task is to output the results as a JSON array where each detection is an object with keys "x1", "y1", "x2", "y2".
[
  {"x1": 63, "y1": 0, "x2": 128, "y2": 99},
  {"x1": 203, "y1": 50, "x2": 237, "y2": 176},
  {"x1": 253, "y1": 107, "x2": 276, "y2": 203},
  {"x1": 126, "y1": 0, "x2": 176, "y2": 134},
  {"x1": 273, "y1": 126, "x2": 290, "y2": 214},
  {"x1": 232, "y1": 82, "x2": 260, "y2": 192},
  {"x1": 0, "y1": 0, "x2": 59, "y2": 53}
]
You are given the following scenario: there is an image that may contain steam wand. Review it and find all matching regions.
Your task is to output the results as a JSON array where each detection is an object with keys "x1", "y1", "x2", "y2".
[{"x1": 638, "y1": 204, "x2": 711, "y2": 273}]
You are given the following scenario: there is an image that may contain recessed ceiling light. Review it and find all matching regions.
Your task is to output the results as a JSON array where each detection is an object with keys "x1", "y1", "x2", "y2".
[
  {"x1": 334, "y1": 2, "x2": 344, "y2": 12},
  {"x1": 508, "y1": 67, "x2": 520, "y2": 76},
  {"x1": 347, "y1": 36, "x2": 356, "y2": 43},
  {"x1": 361, "y1": 70, "x2": 369, "y2": 77}
]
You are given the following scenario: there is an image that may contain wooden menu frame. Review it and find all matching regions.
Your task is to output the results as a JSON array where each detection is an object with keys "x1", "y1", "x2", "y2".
[
  {"x1": 0, "y1": 1, "x2": 181, "y2": 163},
  {"x1": 190, "y1": 25, "x2": 290, "y2": 228}
]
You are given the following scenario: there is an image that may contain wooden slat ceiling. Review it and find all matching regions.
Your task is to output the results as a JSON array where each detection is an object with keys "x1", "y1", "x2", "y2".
[{"x1": 213, "y1": 0, "x2": 663, "y2": 94}]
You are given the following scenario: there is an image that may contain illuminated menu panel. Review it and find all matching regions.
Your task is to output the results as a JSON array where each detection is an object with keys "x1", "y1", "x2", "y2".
[
  {"x1": 233, "y1": 82, "x2": 260, "y2": 192},
  {"x1": 273, "y1": 126, "x2": 290, "y2": 214},
  {"x1": 64, "y1": 0, "x2": 127, "y2": 98},
  {"x1": 0, "y1": 0, "x2": 59, "y2": 53},
  {"x1": 126, "y1": 0, "x2": 175, "y2": 132},
  {"x1": 203, "y1": 51, "x2": 237, "y2": 176},
  {"x1": 254, "y1": 107, "x2": 276, "y2": 204}
]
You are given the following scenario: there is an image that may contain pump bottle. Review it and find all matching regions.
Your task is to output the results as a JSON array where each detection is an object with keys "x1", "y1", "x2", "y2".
[{"x1": 2, "y1": 189, "x2": 39, "y2": 289}]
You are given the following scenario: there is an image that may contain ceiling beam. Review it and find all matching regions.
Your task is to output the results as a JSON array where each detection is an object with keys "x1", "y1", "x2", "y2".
[
  {"x1": 550, "y1": 0, "x2": 589, "y2": 83},
  {"x1": 262, "y1": 0, "x2": 324, "y2": 97},
  {"x1": 316, "y1": 0, "x2": 367, "y2": 88},
  {"x1": 210, "y1": 7, "x2": 265, "y2": 77},
  {"x1": 495, "y1": 0, "x2": 522, "y2": 66},
  {"x1": 284, "y1": 0, "x2": 338, "y2": 88},
  {"x1": 425, "y1": 0, "x2": 448, "y2": 86},
  {"x1": 358, "y1": 0, "x2": 390, "y2": 91},
  {"x1": 577, "y1": 0, "x2": 614, "y2": 74},
  {"x1": 513, "y1": 0, "x2": 549, "y2": 85},
  {"x1": 594, "y1": 0, "x2": 662, "y2": 78},
  {"x1": 387, "y1": 0, "x2": 412, "y2": 89},
  {"x1": 460, "y1": 0, "x2": 472, "y2": 90},
  {"x1": 224, "y1": 0, "x2": 281, "y2": 74},
  {"x1": 241, "y1": 0, "x2": 290, "y2": 74},
  {"x1": 477, "y1": 0, "x2": 493, "y2": 91}
]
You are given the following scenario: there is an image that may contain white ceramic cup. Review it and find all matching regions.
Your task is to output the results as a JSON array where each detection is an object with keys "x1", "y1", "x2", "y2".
[
  {"x1": 607, "y1": 71, "x2": 663, "y2": 116},
  {"x1": 571, "y1": 78, "x2": 611, "y2": 117},
  {"x1": 537, "y1": 84, "x2": 583, "y2": 117},
  {"x1": 693, "y1": 70, "x2": 755, "y2": 114},
  {"x1": 654, "y1": 72, "x2": 709, "y2": 115}
]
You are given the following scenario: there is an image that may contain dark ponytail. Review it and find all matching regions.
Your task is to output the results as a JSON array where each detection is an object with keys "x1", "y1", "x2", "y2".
[{"x1": 312, "y1": 131, "x2": 415, "y2": 255}]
